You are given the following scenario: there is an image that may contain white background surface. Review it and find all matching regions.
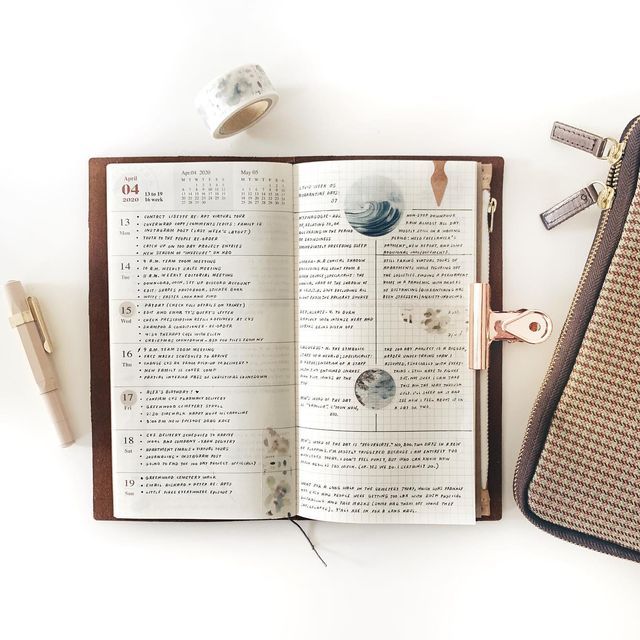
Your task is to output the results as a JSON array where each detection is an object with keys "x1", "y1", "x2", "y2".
[{"x1": 1, "y1": 1, "x2": 639, "y2": 638}]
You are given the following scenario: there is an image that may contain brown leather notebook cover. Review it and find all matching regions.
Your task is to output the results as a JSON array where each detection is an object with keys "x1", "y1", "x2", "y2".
[{"x1": 89, "y1": 155, "x2": 504, "y2": 522}]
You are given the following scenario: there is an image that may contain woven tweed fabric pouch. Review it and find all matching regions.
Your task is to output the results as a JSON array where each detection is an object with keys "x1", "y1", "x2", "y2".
[{"x1": 514, "y1": 115, "x2": 640, "y2": 561}]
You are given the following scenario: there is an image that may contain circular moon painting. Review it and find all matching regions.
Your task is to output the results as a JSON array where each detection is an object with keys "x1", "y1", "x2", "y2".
[
  {"x1": 344, "y1": 175, "x2": 403, "y2": 237},
  {"x1": 354, "y1": 369, "x2": 397, "y2": 410}
]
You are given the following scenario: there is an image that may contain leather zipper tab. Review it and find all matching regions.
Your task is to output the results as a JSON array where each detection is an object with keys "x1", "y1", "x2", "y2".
[
  {"x1": 540, "y1": 184, "x2": 599, "y2": 230},
  {"x1": 551, "y1": 122, "x2": 607, "y2": 157},
  {"x1": 551, "y1": 121, "x2": 625, "y2": 163},
  {"x1": 543, "y1": 120, "x2": 628, "y2": 229}
]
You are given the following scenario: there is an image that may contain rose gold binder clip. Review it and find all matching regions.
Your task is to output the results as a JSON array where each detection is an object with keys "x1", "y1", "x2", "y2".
[{"x1": 469, "y1": 283, "x2": 552, "y2": 370}]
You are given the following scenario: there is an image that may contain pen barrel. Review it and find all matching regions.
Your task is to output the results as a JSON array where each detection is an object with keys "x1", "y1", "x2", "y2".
[{"x1": 42, "y1": 390, "x2": 74, "y2": 447}]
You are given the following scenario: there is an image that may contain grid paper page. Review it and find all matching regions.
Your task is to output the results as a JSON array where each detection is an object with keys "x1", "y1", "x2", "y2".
[{"x1": 294, "y1": 160, "x2": 477, "y2": 524}]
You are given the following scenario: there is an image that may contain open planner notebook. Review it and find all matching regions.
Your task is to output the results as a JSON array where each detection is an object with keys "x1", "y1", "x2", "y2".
[{"x1": 89, "y1": 156, "x2": 504, "y2": 523}]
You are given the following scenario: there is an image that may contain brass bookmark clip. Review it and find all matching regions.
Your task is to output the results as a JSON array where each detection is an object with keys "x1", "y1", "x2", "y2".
[
  {"x1": 8, "y1": 296, "x2": 53, "y2": 354},
  {"x1": 469, "y1": 283, "x2": 552, "y2": 370}
]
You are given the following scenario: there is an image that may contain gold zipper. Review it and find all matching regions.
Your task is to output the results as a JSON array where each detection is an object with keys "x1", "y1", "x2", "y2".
[
  {"x1": 596, "y1": 138, "x2": 628, "y2": 209},
  {"x1": 514, "y1": 116, "x2": 640, "y2": 499}
]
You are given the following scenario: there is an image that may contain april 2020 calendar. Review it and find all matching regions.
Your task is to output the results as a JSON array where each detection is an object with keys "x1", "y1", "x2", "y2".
[{"x1": 178, "y1": 166, "x2": 286, "y2": 208}]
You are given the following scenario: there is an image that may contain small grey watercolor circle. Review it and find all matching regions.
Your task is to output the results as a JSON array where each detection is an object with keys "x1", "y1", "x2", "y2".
[{"x1": 354, "y1": 369, "x2": 397, "y2": 410}]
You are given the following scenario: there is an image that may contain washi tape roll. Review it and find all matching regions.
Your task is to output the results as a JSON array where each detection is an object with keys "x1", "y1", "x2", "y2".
[{"x1": 195, "y1": 64, "x2": 279, "y2": 139}]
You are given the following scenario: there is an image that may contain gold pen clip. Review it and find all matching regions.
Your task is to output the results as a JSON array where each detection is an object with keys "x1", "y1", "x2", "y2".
[
  {"x1": 8, "y1": 296, "x2": 53, "y2": 354},
  {"x1": 469, "y1": 283, "x2": 552, "y2": 370},
  {"x1": 27, "y1": 296, "x2": 53, "y2": 354}
]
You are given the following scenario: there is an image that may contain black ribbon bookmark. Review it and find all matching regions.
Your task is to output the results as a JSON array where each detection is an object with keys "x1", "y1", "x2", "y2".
[{"x1": 287, "y1": 513, "x2": 327, "y2": 567}]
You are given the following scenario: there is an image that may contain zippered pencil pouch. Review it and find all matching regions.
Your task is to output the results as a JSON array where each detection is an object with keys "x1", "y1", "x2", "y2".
[{"x1": 514, "y1": 115, "x2": 640, "y2": 561}]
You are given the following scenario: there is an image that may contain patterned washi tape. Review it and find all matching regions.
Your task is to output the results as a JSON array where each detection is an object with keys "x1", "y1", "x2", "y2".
[{"x1": 195, "y1": 63, "x2": 279, "y2": 139}]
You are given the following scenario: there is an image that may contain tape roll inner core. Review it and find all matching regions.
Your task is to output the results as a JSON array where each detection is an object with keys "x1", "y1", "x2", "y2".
[{"x1": 218, "y1": 99, "x2": 272, "y2": 137}]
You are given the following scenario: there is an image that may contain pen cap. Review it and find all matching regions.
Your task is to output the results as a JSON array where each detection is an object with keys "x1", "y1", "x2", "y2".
[
  {"x1": 5, "y1": 280, "x2": 58, "y2": 390},
  {"x1": 5, "y1": 279, "x2": 28, "y2": 313}
]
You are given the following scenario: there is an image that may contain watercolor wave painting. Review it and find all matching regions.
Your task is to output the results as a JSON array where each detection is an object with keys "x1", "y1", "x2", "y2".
[
  {"x1": 345, "y1": 200, "x2": 402, "y2": 237},
  {"x1": 344, "y1": 175, "x2": 403, "y2": 237}
]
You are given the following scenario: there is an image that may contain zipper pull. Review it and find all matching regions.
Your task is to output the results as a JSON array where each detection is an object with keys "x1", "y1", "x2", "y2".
[
  {"x1": 540, "y1": 182, "x2": 616, "y2": 230},
  {"x1": 551, "y1": 122, "x2": 625, "y2": 164},
  {"x1": 540, "y1": 184, "x2": 597, "y2": 230},
  {"x1": 595, "y1": 182, "x2": 616, "y2": 210},
  {"x1": 540, "y1": 182, "x2": 615, "y2": 230},
  {"x1": 541, "y1": 121, "x2": 624, "y2": 229}
]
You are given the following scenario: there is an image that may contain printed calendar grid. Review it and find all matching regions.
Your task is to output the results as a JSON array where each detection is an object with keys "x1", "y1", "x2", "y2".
[{"x1": 107, "y1": 161, "x2": 298, "y2": 520}]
